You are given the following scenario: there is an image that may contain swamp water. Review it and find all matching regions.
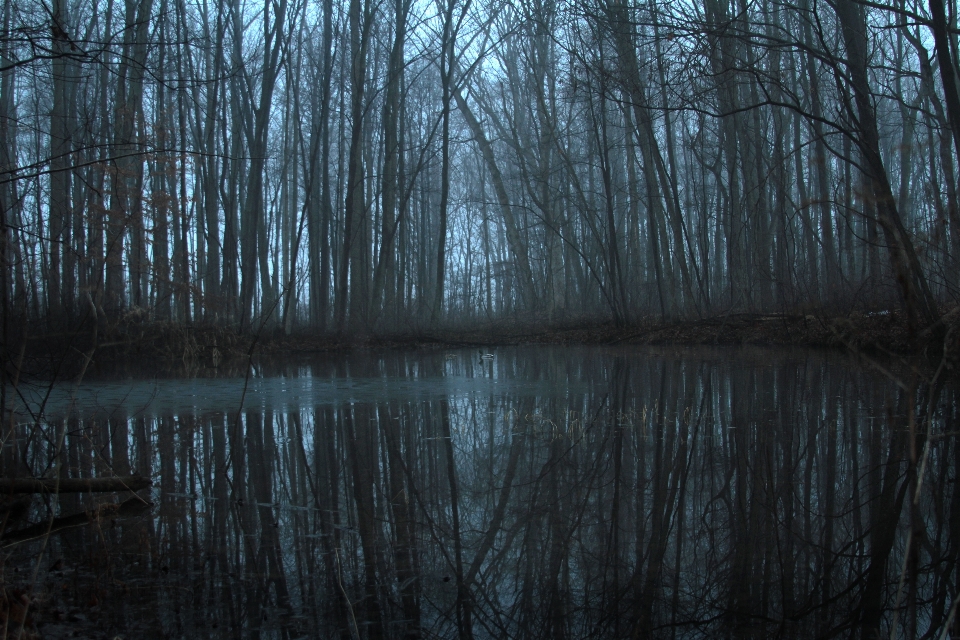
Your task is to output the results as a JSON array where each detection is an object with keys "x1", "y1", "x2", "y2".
[{"x1": 3, "y1": 345, "x2": 959, "y2": 639}]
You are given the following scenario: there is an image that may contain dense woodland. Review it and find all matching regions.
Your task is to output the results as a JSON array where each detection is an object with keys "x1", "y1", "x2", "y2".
[{"x1": 1, "y1": 0, "x2": 959, "y2": 336}]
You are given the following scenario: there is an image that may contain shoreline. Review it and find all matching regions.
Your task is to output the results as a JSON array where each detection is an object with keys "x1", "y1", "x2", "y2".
[
  {"x1": 264, "y1": 309, "x2": 956, "y2": 354},
  {"x1": 9, "y1": 308, "x2": 959, "y2": 381}
]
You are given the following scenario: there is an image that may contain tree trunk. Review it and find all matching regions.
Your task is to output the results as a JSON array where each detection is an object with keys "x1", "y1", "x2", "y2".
[
  {"x1": 48, "y1": 0, "x2": 74, "y2": 323},
  {"x1": 833, "y1": 0, "x2": 939, "y2": 329},
  {"x1": 605, "y1": 0, "x2": 685, "y2": 318},
  {"x1": 372, "y1": 0, "x2": 409, "y2": 326},
  {"x1": 238, "y1": 0, "x2": 286, "y2": 331},
  {"x1": 336, "y1": 0, "x2": 370, "y2": 333},
  {"x1": 433, "y1": 0, "x2": 455, "y2": 324},
  {"x1": 106, "y1": 0, "x2": 154, "y2": 318}
]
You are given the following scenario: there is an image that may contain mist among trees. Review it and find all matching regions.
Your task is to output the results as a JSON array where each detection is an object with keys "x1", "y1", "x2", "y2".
[{"x1": 2, "y1": 0, "x2": 958, "y2": 336}]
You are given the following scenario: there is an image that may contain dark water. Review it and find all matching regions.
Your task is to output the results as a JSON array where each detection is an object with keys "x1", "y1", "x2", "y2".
[{"x1": 3, "y1": 345, "x2": 959, "y2": 639}]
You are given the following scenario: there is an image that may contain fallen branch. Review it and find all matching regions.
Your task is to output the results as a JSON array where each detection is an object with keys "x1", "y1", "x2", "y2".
[
  {"x1": 0, "y1": 476, "x2": 151, "y2": 494},
  {"x1": 1, "y1": 497, "x2": 152, "y2": 545}
]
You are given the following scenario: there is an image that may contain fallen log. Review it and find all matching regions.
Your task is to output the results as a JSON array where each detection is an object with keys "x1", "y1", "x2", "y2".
[
  {"x1": 1, "y1": 497, "x2": 152, "y2": 545},
  {"x1": 0, "y1": 476, "x2": 151, "y2": 494}
]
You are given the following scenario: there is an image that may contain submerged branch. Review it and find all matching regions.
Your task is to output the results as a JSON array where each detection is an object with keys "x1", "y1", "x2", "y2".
[
  {"x1": 1, "y1": 497, "x2": 153, "y2": 546},
  {"x1": 0, "y1": 476, "x2": 152, "y2": 494}
]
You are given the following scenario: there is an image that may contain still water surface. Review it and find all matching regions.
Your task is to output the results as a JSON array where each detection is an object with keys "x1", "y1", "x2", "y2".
[{"x1": 4, "y1": 345, "x2": 958, "y2": 639}]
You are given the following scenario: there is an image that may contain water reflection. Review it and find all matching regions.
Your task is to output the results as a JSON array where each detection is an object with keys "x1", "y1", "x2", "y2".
[{"x1": 2, "y1": 346, "x2": 957, "y2": 639}]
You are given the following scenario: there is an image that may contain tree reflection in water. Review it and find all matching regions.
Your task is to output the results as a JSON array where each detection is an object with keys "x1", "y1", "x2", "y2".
[{"x1": 3, "y1": 346, "x2": 958, "y2": 639}]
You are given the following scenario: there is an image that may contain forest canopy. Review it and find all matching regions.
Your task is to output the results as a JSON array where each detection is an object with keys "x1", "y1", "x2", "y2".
[{"x1": 1, "y1": 0, "x2": 958, "y2": 337}]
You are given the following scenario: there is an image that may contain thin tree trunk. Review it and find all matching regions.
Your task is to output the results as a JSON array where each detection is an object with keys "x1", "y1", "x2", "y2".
[
  {"x1": 453, "y1": 86, "x2": 537, "y2": 311},
  {"x1": 433, "y1": 0, "x2": 455, "y2": 324},
  {"x1": 372, "y1": 0, "x2": 409, "y2": 326},
  {"x1": 106, "y1": 0, "x2": 154, "y2": 318},
  {"x1": 49, "y1": 0, "x2": 74, "y2": 322},
  {"x1": 336, "y1": 0, "x2": 370, "y2": 333}
]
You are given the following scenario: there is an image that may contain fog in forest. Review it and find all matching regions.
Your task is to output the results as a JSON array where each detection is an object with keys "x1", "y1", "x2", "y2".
[{"x1": 1, "y1": 0, "x2": 959, "y2": 334}]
